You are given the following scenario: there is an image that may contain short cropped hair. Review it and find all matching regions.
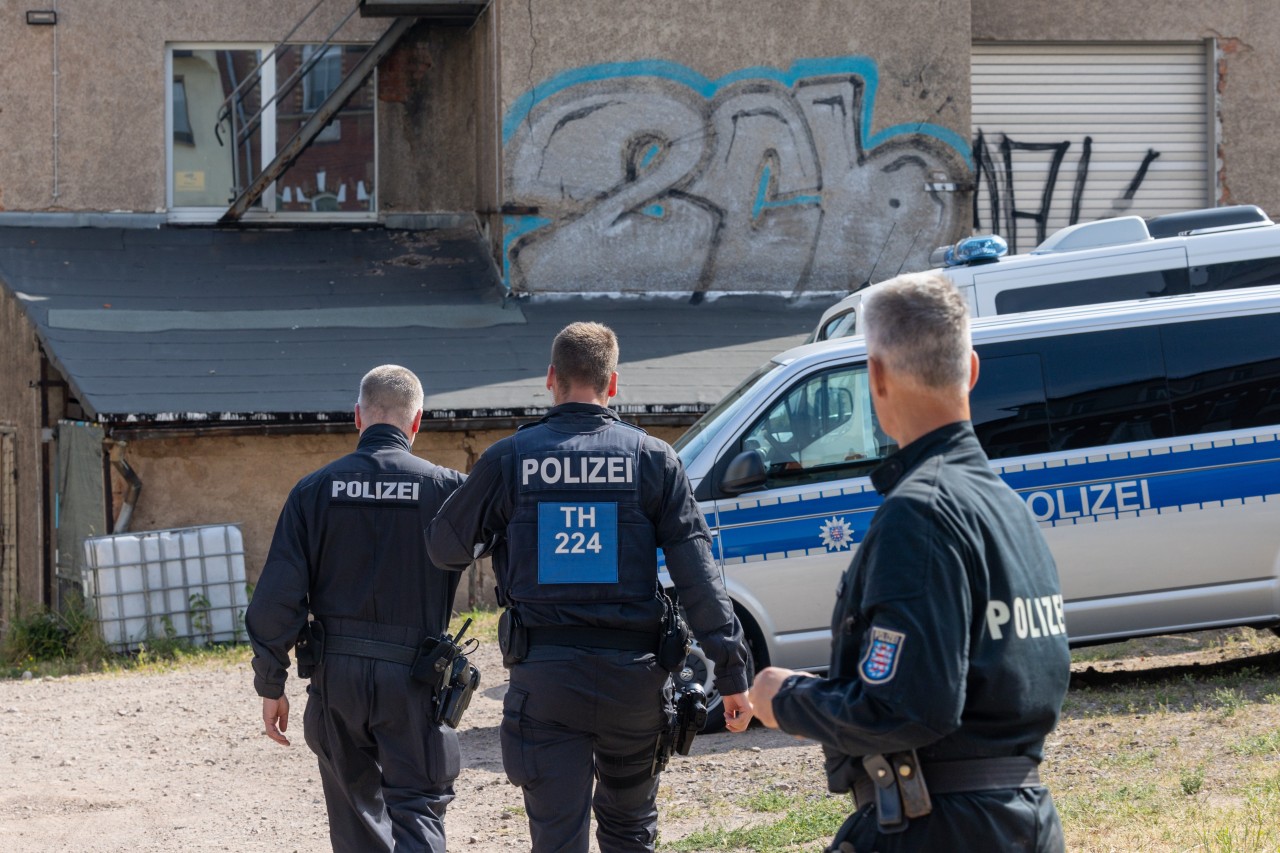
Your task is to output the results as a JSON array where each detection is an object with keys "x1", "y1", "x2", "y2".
[
  {"x1": 861, "y1": 272, "x2": 972, "y2": 392},
  {"x1": 358, "y1": 364, "x2": 424, "y2": 426},
  {"x1": 551, "y1": 322, "x2": 618, "y2": 395}
]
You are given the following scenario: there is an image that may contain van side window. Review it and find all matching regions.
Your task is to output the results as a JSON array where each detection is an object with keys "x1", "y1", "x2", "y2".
[
  {"x1": 1190, "y1": 256, "x2": 1280, "y2": 293},
  {"x1": 818, "y1": 309, "x2": 857, "y2": 341},
  {"x1": 969, "y1": 352, "x2": 1051, "y2": 459},
  {"x1": 740, "y1": 364, "x2": 895, "y2": 487},
  {"x1": 1163, "y1": 314, "x2": 1280, "y2": 435},
  {"x1": 994, "y1": 267, "x2": 1190, "y2": 314},
  {"x1": 985, "y1": 328, "x2": 1172, "y2": 452},
  {"x1": 1038, "y1": 327, "x2": 1172, "y2": 449}
]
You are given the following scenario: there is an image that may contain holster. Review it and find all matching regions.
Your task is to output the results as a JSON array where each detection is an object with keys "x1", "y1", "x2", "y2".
[
  {"x1": 650, "y1": 683, "x2": 707, "y2": 776},
  {"x1": 497, "y1": 607, "x2": 528, "y2": 667},
  {"x1": 435, "y1": 654, "x2": 481, "y2": 729},
  {"x1": 860, "y1": 750, "x2": 932, "y2": 833},
  {"x1": 656, "y1": 590, "x2": 691, "y2": 673},
  {"x1": 294, "y1": 619, "x2": 325, "y2": 679}
]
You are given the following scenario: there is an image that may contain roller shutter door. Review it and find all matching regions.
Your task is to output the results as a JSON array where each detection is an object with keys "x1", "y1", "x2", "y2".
[{"x1": 972, "y1": 42, "x2": 1212, "y2": 254}]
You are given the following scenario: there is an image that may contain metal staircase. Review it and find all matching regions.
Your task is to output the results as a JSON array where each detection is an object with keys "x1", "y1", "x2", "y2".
[{"x1": 217, "y1": 1, "x2": 417, "y2": 223}]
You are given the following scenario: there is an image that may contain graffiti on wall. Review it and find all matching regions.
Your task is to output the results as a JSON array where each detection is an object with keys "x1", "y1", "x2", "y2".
[
  {"x1": 973, "y1": 129, "x2": 1162, "y2": 254},
  {"x1": 502, "y1": 59, "x2": 971, "y2": 295}
]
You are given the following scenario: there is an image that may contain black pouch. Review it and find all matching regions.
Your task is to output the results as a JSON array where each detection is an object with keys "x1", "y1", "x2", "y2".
[
  {"x1": 411, "y1": 637, "x2": 453, "y2": 689},
  {"x1": 497, "y1": 607, "x2": 528, "y2": 667},
  {"x1": 657, "y1": 591, "x2": 691, "y2": 673},
  {"x1": 295, "y1": 619, "x2": 325, "y2": 679}
]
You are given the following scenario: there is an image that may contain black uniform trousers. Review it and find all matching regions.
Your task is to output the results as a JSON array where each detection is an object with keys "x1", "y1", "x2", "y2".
[
  {"x1": 303, "y1": 621, "x2": 460, "y2": 853},
  {"x1": 827, "y1": 787, "x2": 1065, "y2": 853},
  {"x1": 501, "y1": 646, "x2": 671, "y2": 853}
]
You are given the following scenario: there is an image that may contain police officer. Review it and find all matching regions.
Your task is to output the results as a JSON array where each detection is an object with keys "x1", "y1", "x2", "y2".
[
  {"x1": 427, "y1": 321, "x2": 753, "y2": 853},
  {"x1": 750, "y1": 274, "x2": 1070, "y2": 852},
  {"x1": 246, "y1": 365, "x2": 466, "y2": 853}
]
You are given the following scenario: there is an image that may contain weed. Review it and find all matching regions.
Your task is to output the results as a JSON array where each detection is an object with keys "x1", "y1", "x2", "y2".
[
  {"x1": 1213, "y1": 686, "x2": 1247, "y2": 718},
  {"x1": 1180, "y1": 766, "x2": 1205, "y2": 796},
  {"x1": 1230, "y1": 731, "x2": 1280, "y2": 757},
  {"x1": 2, "y1": 597, "x2": 111, "y2": 672},
  {"x1": 742, "y1": 788, "x2": 790, "y2": 813},
  {"x1": 188, "y1": 592, "x2": 213, "y2": 640}
]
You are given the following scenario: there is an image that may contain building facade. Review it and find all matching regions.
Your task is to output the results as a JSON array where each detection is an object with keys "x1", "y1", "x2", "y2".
[{"x1": 1, "y1": 0, "x2": 1277, "y2": 624}]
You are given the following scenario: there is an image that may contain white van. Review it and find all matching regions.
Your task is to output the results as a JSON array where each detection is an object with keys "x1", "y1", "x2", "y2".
[
  {"x1": 813, "y1": 205, "x2": 1280, "y2": 342},
  {"x1": 670, "y1": 286, "x2": 1280, "y2": 726}
]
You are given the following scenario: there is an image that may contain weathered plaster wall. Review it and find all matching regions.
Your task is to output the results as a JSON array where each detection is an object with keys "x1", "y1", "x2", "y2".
[
  {"x1": 0, "y1": 288, "x2": 47, "y2": 618},
  {"x1": 113, "y1": 421, "x2": 685, "y2": 608},
  {"x1": 0, "y1": 0, "x2": 385, "y2": 213},
  {"x1": 496, "y1": 0, "x2": 974, "y2": 294},
  {"x1": 379, "y1": 10, "x2": 499, "y2": 214},
  {"x1": 973, "y1": 0, "x2": 1280, "y2": 214}
]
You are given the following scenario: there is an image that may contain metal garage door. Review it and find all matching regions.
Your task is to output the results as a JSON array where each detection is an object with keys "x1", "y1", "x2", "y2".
[{"x1": 972, "y1": 42, "x2": 1213, "y2": 254}]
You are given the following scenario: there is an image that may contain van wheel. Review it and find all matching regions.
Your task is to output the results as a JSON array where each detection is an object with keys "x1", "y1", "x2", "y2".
[{"x1": 672, "y1": 640, "x2": 756, "y2": 733}]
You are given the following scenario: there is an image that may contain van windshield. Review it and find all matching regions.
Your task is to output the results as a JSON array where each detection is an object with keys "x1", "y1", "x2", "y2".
[{"x1": 674, "y1": 361, "x2": 784, "y2": 468}]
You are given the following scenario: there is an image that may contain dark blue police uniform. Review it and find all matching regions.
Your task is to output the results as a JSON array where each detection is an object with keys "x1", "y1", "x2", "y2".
[
  {"x1": 246, "y1": 423, "x2": 466, "y2": 853},
  {"x1": 427, "y1": 403, "x2": 750, "y2": 853},
  {"x1": 773, "y1": 422, "x2": 1070, "y2": 852}
]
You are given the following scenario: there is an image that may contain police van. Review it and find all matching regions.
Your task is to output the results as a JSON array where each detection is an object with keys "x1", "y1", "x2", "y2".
[
  {"x1": 813, "y1": 205, "x2": 1280, "y2": 342},
  {"x1": 669, "y1": 285, "x2": 1280, "y2": 726}
]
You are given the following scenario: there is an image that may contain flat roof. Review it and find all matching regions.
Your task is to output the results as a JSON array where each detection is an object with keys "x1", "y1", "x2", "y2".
[{"x1": 0, "y1": 225, "x2": 822, "y2": 427}]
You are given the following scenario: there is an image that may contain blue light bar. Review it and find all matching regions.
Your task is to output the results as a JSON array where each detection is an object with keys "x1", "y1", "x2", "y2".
[{"x1": 943, "y1": 234, "x2": 1008, "y2": 267}]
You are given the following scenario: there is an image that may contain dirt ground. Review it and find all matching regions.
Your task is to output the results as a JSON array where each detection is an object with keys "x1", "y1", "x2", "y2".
[
  {"x1": 0, "y1": 637, "x2": 825, "y2": 852},
  {"x1": 1, "y1": 630, "x2": 1278, "y2": 852}
]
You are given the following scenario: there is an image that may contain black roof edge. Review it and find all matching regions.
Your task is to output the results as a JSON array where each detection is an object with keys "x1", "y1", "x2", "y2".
[{"x1": 102, "y1": 407, "x2": 704, "y2": 439}]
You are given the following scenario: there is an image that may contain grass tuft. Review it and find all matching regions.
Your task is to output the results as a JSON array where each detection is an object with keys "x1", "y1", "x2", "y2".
[{"x1": 662, "y1": 792, "x2": 847, "y2": 852}]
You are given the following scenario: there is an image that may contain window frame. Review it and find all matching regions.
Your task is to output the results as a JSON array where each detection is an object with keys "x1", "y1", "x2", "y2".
[
  {"x1": 723, "y1": 361, "x2": 894, "y2": 493},
  {"x1": 164, "y1": 42, "x2": 377, "y2": 224}
]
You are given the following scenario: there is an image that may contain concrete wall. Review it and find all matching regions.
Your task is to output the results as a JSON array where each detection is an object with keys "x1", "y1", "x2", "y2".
[
  {"x1": 0, "y1": 288, "x2": 47, "y2": 620},
  {"x1": 973, "y1": 0, "x2": 1280, "y2": 213},
  {"x1": 496, "y1": 0, "x2": 974, "y2": 294}
]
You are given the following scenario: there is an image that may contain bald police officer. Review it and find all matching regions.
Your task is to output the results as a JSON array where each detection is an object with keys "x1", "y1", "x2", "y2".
[
  {"x1": 750, "y1": 274, "x2": 1070, "y2": 852},
  {"x1": 246, "y1": 365, "x2": 466, "y2": 853},
  {"x1": 427, "y1": 322, "x2": 753, "y2": 853}
]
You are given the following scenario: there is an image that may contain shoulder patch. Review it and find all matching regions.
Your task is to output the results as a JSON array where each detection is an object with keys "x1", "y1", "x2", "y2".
[{"x1": 859, "y1": 626, "x2": 905, "y2": 684}]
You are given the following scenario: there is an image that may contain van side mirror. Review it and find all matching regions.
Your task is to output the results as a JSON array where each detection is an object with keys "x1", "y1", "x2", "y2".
[{"x1": 721, "y1": 450, "x2": 768, "y2": 495}]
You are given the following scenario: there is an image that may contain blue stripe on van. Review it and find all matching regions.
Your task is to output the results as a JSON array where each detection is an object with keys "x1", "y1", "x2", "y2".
[{"x1": 701, "y1": 432, "x2": 1280, "y2": 564}]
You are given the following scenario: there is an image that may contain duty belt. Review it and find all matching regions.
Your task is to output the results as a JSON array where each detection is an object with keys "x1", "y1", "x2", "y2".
[
  {"x1": 325, "y1": 635, "x2": 418, "y2": 666},
  {"x1": 852, "y1": 755, "x2": 1041, "y2": 812},
  {"x1": 526, "y1": 626, "x2": 658, "y2": 654}
]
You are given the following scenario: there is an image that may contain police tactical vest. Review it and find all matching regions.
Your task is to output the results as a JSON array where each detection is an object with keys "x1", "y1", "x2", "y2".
[{"x1": 505, "y1": 419, "x2": 658, "y2": 604}]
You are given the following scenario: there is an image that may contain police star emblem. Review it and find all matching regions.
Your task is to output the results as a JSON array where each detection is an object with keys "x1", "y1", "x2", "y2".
[
  {"x1": 818, "y1": 516, "x2": 852, "y2": 551},
  {"x1": 859, "y1": 626, "x2": 906, "y2": 684}
]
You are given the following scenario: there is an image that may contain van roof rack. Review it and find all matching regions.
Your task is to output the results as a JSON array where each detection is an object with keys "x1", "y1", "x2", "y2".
[{"x1": 1146, "y1": 205, "x2": 1272, "y2": 239}]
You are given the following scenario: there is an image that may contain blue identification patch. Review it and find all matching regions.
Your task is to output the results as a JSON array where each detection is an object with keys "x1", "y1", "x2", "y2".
[
  {"x1": 859, "y1": 626, "x2": 906, "y2": 684},
  {"x1": 537, "y1": 502, "x2": 619, "y2": 584}
]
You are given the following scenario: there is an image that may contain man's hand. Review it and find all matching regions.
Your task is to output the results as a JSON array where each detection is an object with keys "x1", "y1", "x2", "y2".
[
  {"x1": 721, "y1": 692, "x2": 753, "y2": 733},
  {"x1": 749, "y1": 666, "x2": 814, "y2": 729},
  {"x1": 262, "y1": 695, "x2": 291, "y2": 746}
]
